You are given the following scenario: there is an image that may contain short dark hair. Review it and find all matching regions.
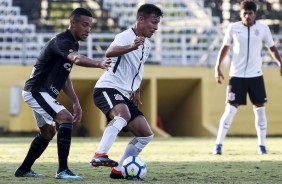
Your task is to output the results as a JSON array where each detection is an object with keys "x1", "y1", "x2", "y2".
[
  {"x1": 240, "y1": 0, "x2": 257, "y2": 12},
  {"x1": 137, "y1": 4, "x2": 163, "y2": 19},
  {"x1": 70, "y1": 8, "x2": 93, "y2": 20}
]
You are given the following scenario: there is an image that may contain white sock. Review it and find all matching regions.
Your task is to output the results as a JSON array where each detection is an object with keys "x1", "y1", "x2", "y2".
[
  {"x1": 254, "y1": 106, "x2": 267, "y2": 146},
  {"x1": 96, "y1": 117, "x2": 127, "y2": 154},
  {"x1": 96, "y1": 125, "x2": 119, "y2": 154},
  {"x1": 115, "y1": 141, "x2": 139, "y2": 171},
  {"x1": 215, "y1": 104, "x2": 237, "y2": 144},
  {"x1": 115, "y1": 135, "x2": 153, "y2": 171}
]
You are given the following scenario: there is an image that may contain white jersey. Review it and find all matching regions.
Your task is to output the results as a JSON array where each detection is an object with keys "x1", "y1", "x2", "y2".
[
  {"x1": 223, "y1": 21, "x2": 275, "y2": 78},
  {"x1": 95, "y1": 28, "x2": 151, "y2": 98}
]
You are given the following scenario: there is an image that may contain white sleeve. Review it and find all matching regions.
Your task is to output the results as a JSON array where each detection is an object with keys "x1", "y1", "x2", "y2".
[
  {"x1": 222, "y1": 24, "x2": 233, "y2": 46},
  {"x1": 263, "y1": 24, "x2": 275, "y2": 48}
]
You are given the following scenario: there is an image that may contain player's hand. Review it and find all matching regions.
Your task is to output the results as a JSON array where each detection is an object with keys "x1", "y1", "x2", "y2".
[
  {"x1": 131, "y1": 36, "x2": 145, "y2": 50},
  {"x1": 215, "y1": 68, "x2": 224, "y2": 84},
  {"x1": 73, "y1": 102, "x2": 82, "y2": 123},
  {"x1": 100, "y1": 58, "x2": 111, "y2": 70},
  {"x1": 130, "y1": 91, "x2": 142, "y2": 106}
]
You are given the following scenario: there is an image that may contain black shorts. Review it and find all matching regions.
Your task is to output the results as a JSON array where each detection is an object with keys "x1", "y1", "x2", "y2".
[
  {"x1": 93, "y1": 88, "x2": 144, "y2": 123},
  {"x1": 226, "y1": 76, "x2": 267, "y2": 105}
]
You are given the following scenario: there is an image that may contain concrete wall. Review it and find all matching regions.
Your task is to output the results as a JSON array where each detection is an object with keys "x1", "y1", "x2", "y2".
[{"x1": 1, "y1": 65, "x2": 282, "y2": 137}]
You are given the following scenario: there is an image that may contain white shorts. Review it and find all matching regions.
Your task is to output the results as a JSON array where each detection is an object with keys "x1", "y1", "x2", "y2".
[{"x1": 22, "y1": 91, "x2": 65, "y2": 127}]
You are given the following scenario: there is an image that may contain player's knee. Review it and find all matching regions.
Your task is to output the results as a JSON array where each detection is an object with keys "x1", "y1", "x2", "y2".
[
  {"x1": 224, "y1": 104, "x2": 237, "y2": 115},
  {"x1": 49, "y1": 127, "x2": 56, "y2": 138},
  {"x1": 40, "y1": 131, "x2": 55, "y2": 140},
  {"x1": 120, "y1": 112, "x2": 131, "y2": 122},
  {"x1": 110, "y1": 104, "x2": 131, "y2": 122},
  {"x1": 254, "y1": 107, "x2": 267, "y2": 130},
  {"x1": 222, "y1": 104, "x2": 237, "y2": 128},
  {"x1": 111, "y1": 116, "x2": 127, "y2": 131},
  {"x1": 56, "y1": 110, "x2": 73, "y2": 123},
  {"x1": 64, "y1": 114, "x2": 74, "y2": 123}
]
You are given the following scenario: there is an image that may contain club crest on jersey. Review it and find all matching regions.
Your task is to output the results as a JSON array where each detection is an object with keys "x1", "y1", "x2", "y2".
[
  {"x1": 228, "y1": 92, "x2": 235, "y2": 101},
  {"x1": 114, "y1": 94, "x2": 124, "y2": 101},
  {"x1": 145, "y1": 45, "x2": 150, "y2": 57}
]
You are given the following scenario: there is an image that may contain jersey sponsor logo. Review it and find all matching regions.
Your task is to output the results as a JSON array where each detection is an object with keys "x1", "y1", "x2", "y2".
[
  {"x1": 64, "y1": 63, "x2": 72, "y2": 72},
  {"x1": 50, "y1": 84, "x2": 59, "y2": 96},
  {"x1": 228, "y1": 92, "x2": 235, "y2": 101},
  {"x1": 53, "y1": 100, "x2": 62, "y2": 105},
  {"x1": 114, "y1": 94, "x2": 124, "y2": 101}
]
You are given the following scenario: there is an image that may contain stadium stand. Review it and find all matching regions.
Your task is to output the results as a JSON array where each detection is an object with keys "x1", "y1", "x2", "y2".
[{"x1": 0, "y1": 0, "x2": 281, "y2": 66}]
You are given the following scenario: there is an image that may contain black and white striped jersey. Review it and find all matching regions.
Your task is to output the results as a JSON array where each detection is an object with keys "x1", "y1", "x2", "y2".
[{"x1": 95, "y1": 28, "x2": 151, "y2": 98}]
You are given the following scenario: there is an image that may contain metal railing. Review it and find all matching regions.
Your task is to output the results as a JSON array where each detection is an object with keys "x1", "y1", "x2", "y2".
[{"x1": 1, "y1": 26, "x2": 281, "y2": 66}]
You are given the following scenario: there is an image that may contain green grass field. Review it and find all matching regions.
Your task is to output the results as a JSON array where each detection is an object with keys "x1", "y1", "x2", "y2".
[{"x1": 1, "y1": 137, "x2": 282, "y2": 184}]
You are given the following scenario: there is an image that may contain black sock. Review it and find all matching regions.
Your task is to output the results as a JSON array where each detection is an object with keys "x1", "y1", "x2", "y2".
[
  {"x1": 57, "y1": 123, "x2": 72, "y2": 173},
  {"x1": 18, "y1": 134, "x2": 50, "y2": 172}
]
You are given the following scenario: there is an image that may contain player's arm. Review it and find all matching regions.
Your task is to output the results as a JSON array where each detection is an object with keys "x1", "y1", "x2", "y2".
[
  {"x1": 268, "y1": 46, "x2": 282, "y2": 76},
  {"x1": 62, "y1": 76, "x2": 82, "y2": 123},
  {"x1": 105, "y1": 37, "x2": 145, "y2": 57},
  {"x1": 131, "y1": 88, "x2": 142, "y2": 106},
  {"x1": 214, "y1": 45, "x2": 230, "y2": 84},
  {"x1": 67, "y1": 52, "x2": 111, "y2": 69}
]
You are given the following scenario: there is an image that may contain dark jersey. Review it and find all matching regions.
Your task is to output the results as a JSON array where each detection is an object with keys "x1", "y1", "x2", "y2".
[{"x1": 24, "y1": 29, "x2": 79, "y2": 98}]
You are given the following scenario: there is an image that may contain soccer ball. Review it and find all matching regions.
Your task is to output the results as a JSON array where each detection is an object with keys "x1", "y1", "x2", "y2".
[{"x1": 121, "y1": 156, "x2": 147, "y2": 180}]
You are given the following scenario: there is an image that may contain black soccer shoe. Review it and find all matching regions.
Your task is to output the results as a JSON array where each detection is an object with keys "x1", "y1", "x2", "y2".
[
  {"x1": 110, "y1": 168, "x2": 124, "y2": 179},
  {"x1": 15, "y1": 168, "x2": 44, "y2": 177},
  {"x1": 90, "y1": 153, "x2": 118, "y2": 167}
]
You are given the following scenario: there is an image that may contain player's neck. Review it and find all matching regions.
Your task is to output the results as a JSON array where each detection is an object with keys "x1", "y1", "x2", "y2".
[{"x1": 132, "y1": 26, "x2": 142, "y2": 37}]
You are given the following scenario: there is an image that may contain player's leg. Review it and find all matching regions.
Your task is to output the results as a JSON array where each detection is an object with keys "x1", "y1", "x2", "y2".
[
  {"x1": 18, "y1": 91, "x2": 80, "y2": 180},
  {"x1": 53, "y1": 109, "x2": 82, "y2": 180},
  {"x1": 15, "y1": 116, "x2": 54, "y2": 177},
  {"x1": 91, "y1": 104, "x2": 129, "y2": 167},
  {"x1": 111, "y1": 114, "x2": 153, "y2": 179},
  {"x1": 253, "y1": 104, "x2": 267, "y2": 154},
  {"x1": 213, "y1": 103, "x2": 238, "y2": 154},
  {"x1": 117, "y1": 115, "x2": 153, "y2": 167},
  {"x1": 90, "y1": 88, "x2": 130, "y2": 167},
  {"x1": 249, "y1": 76, "x2": 268, "y2": 154},
  {"x1": 15, "y1": 92, "x2": 58, "y2": 177},
  {"x1": 29, "y1": 92, "x2": 76, "y2": 177},
  {"x1": 51, "y1": 105, "x2": 84, "y2": 180},
  {"x1": 213, "y1": 77, "x2": 246, "y2": 155}
]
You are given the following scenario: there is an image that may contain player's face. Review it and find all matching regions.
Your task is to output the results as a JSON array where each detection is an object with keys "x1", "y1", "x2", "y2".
[
  {"x1": 139, "y1": 14, "x2": 161, "y2": 38},
  {"x1": 72, "y1": 15, "x2": 93, "y2": 41},
  {"x1": 240, "y1": 9, "x2": 256, "y2": 26}
]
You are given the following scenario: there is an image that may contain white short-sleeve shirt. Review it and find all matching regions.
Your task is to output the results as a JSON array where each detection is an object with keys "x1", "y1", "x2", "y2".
[
  {"x1": 95, "y1": 28, "x2": 151, "y2": 98},
  {"x1": 223, "y1": 21, "x2": 274, "y2": 78}
]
